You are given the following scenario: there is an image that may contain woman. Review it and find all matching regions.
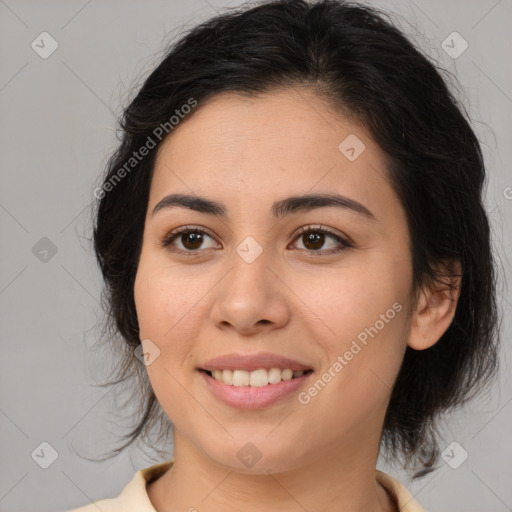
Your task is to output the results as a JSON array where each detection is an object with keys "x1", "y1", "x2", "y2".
[{"x1": 69, "y1": 0, "x2": 500, "y2": 510}]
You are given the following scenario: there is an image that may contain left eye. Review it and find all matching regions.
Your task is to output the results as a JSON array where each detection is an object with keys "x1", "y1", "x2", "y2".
[
  {"x1": 160, "y1": 225, "x2": 351, "y2": 255},
  {"x1": 290, "y1": 226, "x2": 351, "y2": 254}
]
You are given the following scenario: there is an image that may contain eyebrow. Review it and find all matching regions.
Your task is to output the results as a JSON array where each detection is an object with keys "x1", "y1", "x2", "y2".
[{"x1": 152, "y1": 192, "x2": 376, "y2": 221}]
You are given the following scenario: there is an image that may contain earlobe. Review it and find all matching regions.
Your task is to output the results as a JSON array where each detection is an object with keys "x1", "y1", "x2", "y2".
[{"x1": 407, "y1": 261, "x2": 462, "y2": 351}]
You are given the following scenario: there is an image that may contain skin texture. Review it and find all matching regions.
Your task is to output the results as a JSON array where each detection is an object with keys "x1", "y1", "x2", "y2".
[{"x1": 134, "y1": 88, "x2": 461, "y2": 512}]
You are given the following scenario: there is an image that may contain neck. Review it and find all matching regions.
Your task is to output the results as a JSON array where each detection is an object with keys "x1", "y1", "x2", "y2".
[{"x1": 147, "y1": 428, "x2": 395, "y2": 512}]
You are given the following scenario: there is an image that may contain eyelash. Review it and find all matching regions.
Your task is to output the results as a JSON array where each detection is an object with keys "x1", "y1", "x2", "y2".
[{"x1": 159, "y1": 224, "x2": 352, "y2": 257}]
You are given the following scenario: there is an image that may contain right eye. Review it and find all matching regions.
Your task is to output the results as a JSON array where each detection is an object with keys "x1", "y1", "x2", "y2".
[{"x1": 160, "y1": 226, "x2": 220, "y2": 254}]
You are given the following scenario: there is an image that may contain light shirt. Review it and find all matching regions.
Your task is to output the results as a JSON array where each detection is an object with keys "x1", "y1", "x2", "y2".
[{"x1": 67, "y1": 459, "x2": 425, "y2": 511}]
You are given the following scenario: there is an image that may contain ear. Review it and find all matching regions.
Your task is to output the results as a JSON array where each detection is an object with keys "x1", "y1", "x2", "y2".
[{"x1": 407, "y1": 260, "x2": 462, "y2": 351}]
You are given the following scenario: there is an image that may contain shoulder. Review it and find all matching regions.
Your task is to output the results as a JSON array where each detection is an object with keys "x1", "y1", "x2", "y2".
[
  {"x1": 375, "y1": 469, "x2": 426, "y2": 512},
  {"x1": 67, "y1": 460, "x2": 174, "y2": 512}
]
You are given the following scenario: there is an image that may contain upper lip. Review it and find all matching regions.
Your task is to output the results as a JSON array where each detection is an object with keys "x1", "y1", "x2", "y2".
[{"x1": 200, "y1": 352, "x2": 313, "y2": 372}]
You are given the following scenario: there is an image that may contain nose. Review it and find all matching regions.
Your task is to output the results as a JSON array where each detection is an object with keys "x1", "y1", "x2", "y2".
[{"x1": 209, "y1": 245, "x2": 291, "y2": 336}]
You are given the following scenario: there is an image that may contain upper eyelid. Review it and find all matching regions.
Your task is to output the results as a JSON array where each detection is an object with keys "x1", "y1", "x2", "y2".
[{"x1": 295, "y1": 224, "x2": 343, "y2": 237}]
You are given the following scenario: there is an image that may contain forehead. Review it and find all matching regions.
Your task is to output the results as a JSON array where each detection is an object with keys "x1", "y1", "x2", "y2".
[{"x1": 150, "y1": 89, "x2": 400, "y2": 223}]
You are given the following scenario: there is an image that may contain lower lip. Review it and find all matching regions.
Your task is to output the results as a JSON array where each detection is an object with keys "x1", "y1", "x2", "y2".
[{"x1": 199, "y1": 370, "x2": 313, "y2": 410}]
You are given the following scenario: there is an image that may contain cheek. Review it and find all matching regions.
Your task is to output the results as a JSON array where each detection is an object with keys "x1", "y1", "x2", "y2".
[
  {"x1": 291, "y1": 254, "x2": 409, "y2": 394},
  {"x1": 296, "y1": 279, "x2": 407, "y2": 436},
  {"x1": 294, "y1": 256, "x2": 407, "y2": 340},
  {"x1": 134, "y1": 256, "x2": 197, "y2": 338},
  {"x1": 133, "y1": 261, "x2": 198, "y2": 412},
  {"x1": 133, "y1": 254, "x2": 214, "y2": 378}
]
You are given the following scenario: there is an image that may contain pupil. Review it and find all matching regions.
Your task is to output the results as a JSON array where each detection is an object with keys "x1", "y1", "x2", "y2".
[
  {"x1": 304, "y1": 232, "x2": 324, "y2": 250},
  {"x1": 183, "y1": 232, "x2": 203, "y2": 249}
]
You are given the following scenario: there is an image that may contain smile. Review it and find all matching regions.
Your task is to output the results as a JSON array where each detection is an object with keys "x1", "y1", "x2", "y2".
[
  {"x1": 204, "y1": 368, "x2": 312, "y2": 387},
  {"x1": 199, "y1": 368, "x2": 314, "y2": 409}
]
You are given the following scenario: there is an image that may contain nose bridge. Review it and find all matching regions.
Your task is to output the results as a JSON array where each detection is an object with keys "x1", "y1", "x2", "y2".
[
  {"x1": 210, "y1": 233, "x2": 289, "y2": 333},
  {"x1": 229, "y1": 234, "x2": 274, "y2": 296}
]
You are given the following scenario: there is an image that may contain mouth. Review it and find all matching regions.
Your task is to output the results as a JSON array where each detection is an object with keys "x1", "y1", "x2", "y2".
[
  {"x1": 198, "y1": 367, "x2": 314, "y2": 410},
  {"x1": 199, "y1": 368, "x2": 314, "y2": 387},
  {"x1": 197, "y1": 352, "x2": 314, "y2": 409}
]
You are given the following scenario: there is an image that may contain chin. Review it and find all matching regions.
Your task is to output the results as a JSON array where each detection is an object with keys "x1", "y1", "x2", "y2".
[{"x1": 204, "y1": 437, "x2": 305, "y2": 475}]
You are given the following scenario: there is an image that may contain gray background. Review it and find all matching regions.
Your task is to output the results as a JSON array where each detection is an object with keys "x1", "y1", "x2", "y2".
[{"x1": 0, "y1": 0, "x2": 511, "y2": 511}]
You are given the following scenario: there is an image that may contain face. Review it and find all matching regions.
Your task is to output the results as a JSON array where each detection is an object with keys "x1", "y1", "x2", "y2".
[{"x1": 134, "y1": 88, "x2": 415, "y2": 474}]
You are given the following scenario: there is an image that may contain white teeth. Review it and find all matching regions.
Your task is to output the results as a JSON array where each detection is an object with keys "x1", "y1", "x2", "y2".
[
  {"x1": 214, "y1": 369, "x2": 234, "y2": 384},
  {"x1": 282, "y1": 369, "x2": 293, "y2": 381},
  {"x1": 268, "y1": 367, "x2": 283, "y2": 384},
  {"x1": 223, "y1": 369, "x2": 233, "y2": 385},
  {"x1": 232, "y1": 369, "x2": 250, "y2": 386},
  {"x1": 208, "y1": 368, "x2": 308, "y2": 386},
  {"x1": 249, "y1": 368, "x2": 268, "y2": 387}
]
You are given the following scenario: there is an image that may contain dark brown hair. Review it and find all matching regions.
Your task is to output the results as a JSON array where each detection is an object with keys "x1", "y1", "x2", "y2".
[{"x1": 88, "y1": 0, "x2": 500, "y2": 479}]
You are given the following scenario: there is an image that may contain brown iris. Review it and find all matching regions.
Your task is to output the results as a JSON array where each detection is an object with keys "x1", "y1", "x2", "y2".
[
  {"x1": 180, "y1": 231, "x2": 204, "y2": 250},
  {"x1": 302, "y1": 232, "x2": 325, "y2": 251}
]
